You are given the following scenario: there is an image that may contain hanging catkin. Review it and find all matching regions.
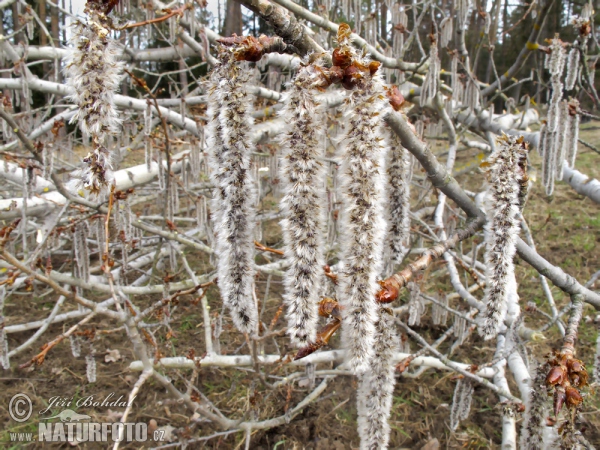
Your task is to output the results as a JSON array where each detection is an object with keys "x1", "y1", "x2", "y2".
[
  {"x1": 207, "y1": 55, "x2": 258, "y2": 334},
  {"x1": 386, "y1": 130, "x2": 411, "y2": 264},
  {"x1": 0, "y1": 287, "x2": 8, "y2": 369},
  {"x1": 420, "y1": 41, "x2": 440, "y2": 106},
  {"x1": 479, "y1": 134, "x2": 528, "y2": 340},
  {"x1": 279, "y1": 62, "x2": 328, "y2": 346},
  {"x1": 439, "y1": 17, "x2": 453, "y2": 48},
  {"x1": 519, "y1": 363, "x2": 549, "y2": 450},
  {"x1": 391, "y1": 4, "x2": 408, "y2": 54},
  {"x1": 457, "y1": 0, "x2": 472, "y2": 30},
  {"x1": 554, "y1": 101, "x2": 569, "y2": 181},
  {"x1": 356, "y1": 306, "x2": 399, "y2": 450},
  {"x1": 336, "y1": 24, "x2": 388, "y2": 373},
  {"x1": 565, "y1": 98, "x2": 580, "y2": 168},
  {"x1": 565, "y1": 47, "x2": 580, "y2": 91},
  {"x1": 73, "y1": 222, "x2": 90, "y2": 283},
  {"x1": 65, "y1": 0, "x2": 123, "y2": 194},
  {"x1": 450, "y1": 377, "x2": 474, "y2": 430}
]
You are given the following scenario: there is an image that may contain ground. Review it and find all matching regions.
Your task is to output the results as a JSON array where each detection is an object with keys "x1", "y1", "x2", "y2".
[{"x1": 1, "y1": 121, "x2": 599, "y2": 449}]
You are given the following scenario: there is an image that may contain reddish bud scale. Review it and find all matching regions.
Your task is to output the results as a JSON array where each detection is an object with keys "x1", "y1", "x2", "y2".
[
  {"x1": 377, "y1": 279, "x2": 400, "y2": 303},
  {"x1": 565, "y1": 386, "x2": 583, "y2": 407},
  {"x1": 553, "y1": 386, "x2": 566, "y2": 416},
  {"x1": 546, "y1": 365, "x2": 566, "y2": 386}
]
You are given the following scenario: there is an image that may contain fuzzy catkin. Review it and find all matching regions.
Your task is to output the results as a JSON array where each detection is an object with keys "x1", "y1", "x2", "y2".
[
  {"x1": 206, "y1": 65, "x2": 227, "y2": 230},
  {"x1": 86, "y1": 353, "x2": 97, "y2": 383},
  {"x1": 0, "y1": 287, "x2": 8, "y2": 370},
  {"x1": 65, "y1": 1, "x2": 123, "y2": 193},
  {"x1": 357, "y1": 307, "x2": 399, "y2": 450},
  {"x1": 338, "y1": 45, "x2": 388, "y2": 375},
  {"x1": 450, "y1": 377, "x2": 474, "y2": 430},
  {"x1": 420, "y1": 43, "x2": 440, "y2": 107},
  {"x1": 554, "y1": 101, "x2": 569, "y2": 181},
  {"x1": 565, "y1": 48, "x2": 580, "y2": 91},
  {"x1": 479, "y1": 134, "x2": 528, "y2": 340},
  {"x1": 594, "y1": 332, "x2": 600, "y2": 384},
  {"x1": 519, "y1": 364, "x2": 549, "y2": 450},
  {"x1": 207, "y1": 59, "x2": 259, "y2": 334},
  {"x1": 386, "y1": 131, "x2": 412, "y2": 264},
  {"x1": 565, "y1": 100, "x2": 580, "y2": 168},
  {"x1": 279, "y1": 65, "x2": 328, "y2": 346}
]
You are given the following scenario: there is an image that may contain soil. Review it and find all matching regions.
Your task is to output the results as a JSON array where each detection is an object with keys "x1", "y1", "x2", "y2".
[{"x1": 1, "y1": 123, "x2": 599, "y2": 449}]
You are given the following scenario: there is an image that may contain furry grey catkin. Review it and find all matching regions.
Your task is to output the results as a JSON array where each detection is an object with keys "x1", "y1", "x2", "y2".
[
  {"x1": 206, "y1": 58, "x2": 258, "y2": 334},
  {"x1": 357, "y1": 306, "x2": 399, "y2": 450},
  {"x1": 519, "y1": 364, "x2": 549, "y2": 450},
  {"x1": 450, "y1": 377, "x2": 474, "y2": 430},
  {"x1": 337, "y1": 32, "x2": 388, "y2": 374},
  {"x1": 65, "y1": 1, "x2": 123, "y2": 193},
  {"x1": 565, "y1": 47, "x2": 580, "y2": 91},
  {"x1": 479, "y1": 134, "x2": 528, "y2": 340},
  {"x1": 565, "y1": 99, "x2": 580, "y2": 168},
  {"x1": 279, "y1": 63, "x2": 328, "y2": 346},
  {"x1": 386, "y1": 131, "x2": 411, "y2": 264}
]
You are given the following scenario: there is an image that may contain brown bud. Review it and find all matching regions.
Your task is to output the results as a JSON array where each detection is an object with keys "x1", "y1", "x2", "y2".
[
  {"x1": 386, "y1": 85, "x2": 405, "y2": 111},
  {"x1": 326, "y1": 66, "x2": 345, "y2": 85},
  {"x1": 565, "y1": 386, "x2": 583, "y2": 407},
  {"x1": 368, "y1": 61, "x2": 381, "y2": 75},
  {"x1": 553, "y1": 386, "x2": 566, "y2": 416},
  {"x1": 395, "y1": 357, "x2": 412, "y2": 374},
  {"x1": 332, "y1": 47, "x2": 352, "y2": 69},
  {"x1": 567, "y1": 358, "x2": 584, "y2": 373},
  {"x1": 342, "y1": 64, "x2": 362, "y2": 90},
  {"x1": 377, "y1": 279, "x2": 399, "y2": 303},
  {"x1": 546, "y1": 365, "x2": 566, "y2": 386},
  {"x1": 318, "y1": 297, "x2": 341, "y2": 318}
]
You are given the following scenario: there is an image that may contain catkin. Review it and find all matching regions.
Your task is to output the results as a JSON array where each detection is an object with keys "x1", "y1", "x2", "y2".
[
  {"x1": 86, "y1": 353, "x2": 97, "y2": 383},
  {"x1": 0, "y1": 287, "x2": 8, "y2": 369},
  {"x1": 450, "y1": 377, "x2": 474, "y2": 430},
  {"x1": 420, "y1": 43, "x2": 440, "y2": 106},
  {"x1": 357, "y1": 307, "x2": 399, "y2": 450},
  {"x1": 439, "y1": 17, "x2": 453, "y2": 48},
  {"x1": 565, "y1": 99, "x2": 580, "y2": 168},
  {"x1": 207, "y1": 57, "x2": 259, "y2": 334},
  {"x1": 386, "y1": 131, "x2": 412, "y2": 264},
  {"x1": 279, "y1": 63, "x2": 328, "y2": 346},
  {"x1": 594, "y1": 332, "x2": 600, "y2": 385},
  {"x1": 337, "y1": 31, "x2": 388, "y2": 374},
  {"x1": 65, "y1": 1, "x2": 123, "y2": 194},
  {"x1": 519, "y1": 363, "x2": 549, "y2": 450},
  {"x1": 479, "y1": 134, "x2": 528, "y2": 340},
  {"x1": 565, "y1": 47, "x2": 580, "y2": 91}
]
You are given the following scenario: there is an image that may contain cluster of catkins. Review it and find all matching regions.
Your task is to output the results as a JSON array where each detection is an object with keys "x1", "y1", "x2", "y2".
[
  {"x1": 479, "y1": 134, "x2": 529, "y2": 340},
  {"x1": 206, "y1": 24, "x2": 413, "y2": 450},
  {"x1": 65, "y1": 0, "x2": 123, "y2": 194},
  {"x1": 540, "y1": 37, "x2": 581, "y2": 195}
]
